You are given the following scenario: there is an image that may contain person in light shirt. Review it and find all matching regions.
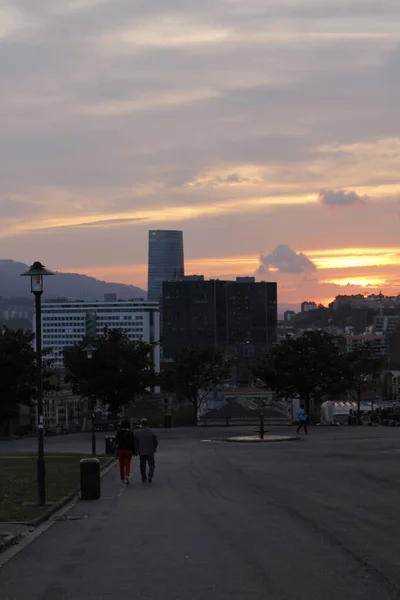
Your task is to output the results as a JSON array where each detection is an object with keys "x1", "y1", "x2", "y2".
[{"x1": 135, "y1": 418, "x2": 158, "y2": 484}]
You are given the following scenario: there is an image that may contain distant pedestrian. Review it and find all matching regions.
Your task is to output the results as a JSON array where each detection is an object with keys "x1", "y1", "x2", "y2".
[
  {"x1": 297, "y1": 404, "x2": 308, "y2": 434},
  {"x1": 135, "y1": 418, "x2": 158, "y2": 484},
  {"x1": 115, "y1": 420, "x2": 136, "y2": 484}
]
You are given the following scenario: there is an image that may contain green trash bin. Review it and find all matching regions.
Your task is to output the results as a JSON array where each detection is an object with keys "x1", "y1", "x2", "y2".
[
  {"x1": 80, "y1": 458, "x2": 100, "y2": 500},
  {"x1": 105, "y1": 435, "x2": 116, "y2": 456}
]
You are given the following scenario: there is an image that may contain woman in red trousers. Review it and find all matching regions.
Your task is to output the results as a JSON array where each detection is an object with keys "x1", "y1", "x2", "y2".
[{"x1": 115, "y1": 420, "x2": 136, "y2": 484}]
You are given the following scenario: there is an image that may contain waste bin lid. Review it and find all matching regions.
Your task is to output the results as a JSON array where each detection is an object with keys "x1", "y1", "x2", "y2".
[
  {"x1": 80, "y1": 458, "x2": 100, "y2": 464},
  {"x1": 105, "y1": 435, "x2": 115, "y2": 439}
]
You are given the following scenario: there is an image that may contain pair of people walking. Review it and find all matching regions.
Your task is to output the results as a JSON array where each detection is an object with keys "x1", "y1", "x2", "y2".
[{"x1": 115, "y1": 418, "x2": 158, "y2": 485}]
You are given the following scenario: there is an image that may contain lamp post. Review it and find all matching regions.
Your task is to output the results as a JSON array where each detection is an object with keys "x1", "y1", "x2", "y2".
[
  {"x1": 82, "y1": 344, "x2": 97, "y2": 455},
  {"x1": 21, "y1": 261, "x2": 54, "y2": 507}
]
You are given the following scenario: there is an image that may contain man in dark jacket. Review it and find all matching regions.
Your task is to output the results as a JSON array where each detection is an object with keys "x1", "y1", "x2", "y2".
[
  {"x1": 135, "y1": 418, "x2": 158, "y2": 483},
  {"x1": 115, "y1": 420, "x2": 136, "y2": 484}
]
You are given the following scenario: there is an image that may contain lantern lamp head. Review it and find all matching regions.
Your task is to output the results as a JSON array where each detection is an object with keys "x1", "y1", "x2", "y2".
[
  {"x1": 82, "y1": 344, "x2": 97, "y2": 360},
  {"x1": 20, "y1": 261, "x2": 54, "y2": 293}
]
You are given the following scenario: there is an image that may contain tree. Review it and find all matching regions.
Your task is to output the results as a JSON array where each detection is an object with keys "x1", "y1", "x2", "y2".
[
  {"x1": 0, "y1": 327, "x2": 36, "y2": 432},
  {"x1": 340, "y1": 343, "x2": 383, "y2": 423},
  {"x1": 63, "y1": 329, "x2": 158, "y2": 415},
  {"x1": 253, "y1": 331, "x2": 345, "y2": 418},
  {"x1": 161, "y1": 344, "x2": 231, "y2": 424}
]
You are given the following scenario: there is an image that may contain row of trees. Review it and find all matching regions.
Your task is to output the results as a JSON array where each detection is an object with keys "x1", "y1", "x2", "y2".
[
  {"x1": 0, "y1": 328, "x2": 36, "y2": 427},
  {"x1": 64, "y1": 330, "x2": 383, "y2": 423},
  {"x1": 63, "y1": 329, "x2": 157, "y2": 413},
  {"x1": 0, "y1": 327, "x2": 55, "y2": 434},
  {"x1": 253, "y1": 330, "x2": 383, "y2": 421},
  {"x1": 0, "y1": 326, "x2": 385, "y2": 432},
  {"x1": 0, "y1": 326, "x2": 231, "y2": 431},
  {"x1": 64, "y1": 332, "x2": 231, "y2": 424},
  {"x1": 0, "y1": 327, "x2": 158, "y2": 431},
  {"x1": 162, "y1": 345, "x2": 231, "y2": 423}
]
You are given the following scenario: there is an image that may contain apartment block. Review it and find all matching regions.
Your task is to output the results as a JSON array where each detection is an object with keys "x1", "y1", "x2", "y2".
[{"x1": 38, "y1": 300, "x2": 160, "y2": 371}]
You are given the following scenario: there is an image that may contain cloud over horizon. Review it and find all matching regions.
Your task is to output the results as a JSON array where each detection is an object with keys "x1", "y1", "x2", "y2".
[
  {"x1": 318, "y1": 189, "x2": 368, "y2": 207},
  {"x1": 257, "y1": 245, "x2": 317, "y2": 275}
]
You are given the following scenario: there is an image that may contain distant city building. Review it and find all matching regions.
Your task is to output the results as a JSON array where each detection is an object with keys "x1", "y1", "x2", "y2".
[
  {"x1": 1, "y1": 309, "x2": 31, "y2": 320},
  {"x1": 386, "y1": 331, "x2": 400, "y2": 370},
  {"x1": 284, "y1": 310, "x2": 296, "y2": 322},
  {"x1": 181, "y1": 275, "x2": 204, "y2": 281},
  {"x1": 162, "y1": 278, "x2": 277, "y2": 381},
  {"x1": 331, "y1": 294, "x2": 400, "y2": 311},
  {"x1": 301, "y1": 301, "x2": 318, "y2": 313},
  {"x1": 39, "y1": 390, "x2": 86, "y2": 434},
  {"x1": 330, "y1": 294, "x2": 365, "y2": 310},
  {"x1": 147, "y1": 230, "x2": 184, "y2": 303},
  {"x1": 201, "y1": 386, "x2": 282, "y2": 420},
  {"x1": 344, "y1": 326, "x2": 355, "y2": 335},
  {"x1": 235, "y1": 277, "x2": 255, "y2": 283},
  {"x1": 37, "y1": 300, "x2": 160, "y2": 372},
  {"x1": 345, "y1": 333, "x2": 386, "y2": 358},
  {"x1": 373, "y1": 315, "x2": 400, "y2": 334},
  {"x1": 104, "y1": 293, "x2": 117, "y2": 302}
]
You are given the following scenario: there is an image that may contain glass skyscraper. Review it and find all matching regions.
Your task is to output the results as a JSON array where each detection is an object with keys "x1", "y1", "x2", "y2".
[{"x1": 147, "y1": 230, "x2": 184, "y2": 302}]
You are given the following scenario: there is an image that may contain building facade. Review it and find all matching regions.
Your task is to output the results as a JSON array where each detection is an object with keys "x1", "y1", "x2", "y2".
[
  {"x1": 35, "y1": 390, "x2": 86, "y2": 433},
  {"x1": 345, "y1": 333, "x2": 387, "y2": 358},
  {"x1": 301, "y1": 301, "x2": 318, "y2": 312},
  {"x1": 331, "y1": 294, "x2": 400, "y2": 311},
  {"x1": 284, "y1": 310, "x2": 296, "y2": 322},
  {"x1": 147, "y1": 230, "x2": 184, "y2": 303},
  {"x1": 373, "y1": 315, "x2": 400, "y2": 334},
  {"x1": 162, "y1": 278, "x2": 278, "y2": 380},
  {"x1": 37, "y1": 299, "x2": 160, "y2": 371}
]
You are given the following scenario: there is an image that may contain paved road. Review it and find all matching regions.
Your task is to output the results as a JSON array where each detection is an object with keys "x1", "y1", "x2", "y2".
[
  {"x1": 2, "y1": 424, "x2": 398, "y2": 454},
  {"x1": 2, "y1": 429, "x2": 400, "y2": 599},
  {"x1": 0, "y1": 426, "x2": 293, "y2": 454}
]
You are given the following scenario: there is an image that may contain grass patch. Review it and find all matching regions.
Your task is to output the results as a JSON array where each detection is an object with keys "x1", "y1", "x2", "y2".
[
  {"x1": 0, "y1": 455, "x2": 110, "y2": 522},
  {"x1": 0, "y1": 452, "x2": 105, "y2": 457}
]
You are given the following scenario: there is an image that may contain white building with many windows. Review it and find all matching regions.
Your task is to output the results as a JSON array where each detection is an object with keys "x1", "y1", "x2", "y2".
[{"x1": 37, "y1": 300, "x2": 160, "y2": 372}]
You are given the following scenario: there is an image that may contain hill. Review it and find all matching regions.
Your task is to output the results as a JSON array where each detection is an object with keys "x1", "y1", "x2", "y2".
[{"x1": 0, "y1": 260, "x2": 146, "y2": 300}]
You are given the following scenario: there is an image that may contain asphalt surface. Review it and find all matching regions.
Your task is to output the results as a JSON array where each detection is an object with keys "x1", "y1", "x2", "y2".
[
  {"x1": 2, "y1": 428, "x2": 400, "y2": 599},
  {"x1": 0, "y1": 426, "x2": 294, "y2": 454}
]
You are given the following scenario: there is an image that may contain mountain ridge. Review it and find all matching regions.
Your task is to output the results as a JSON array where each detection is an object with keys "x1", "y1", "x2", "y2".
[{"x1": 0, "y1": 259, "x2": 146, "y2": 300}]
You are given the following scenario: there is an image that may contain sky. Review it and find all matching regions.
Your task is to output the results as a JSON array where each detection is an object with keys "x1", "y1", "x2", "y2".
[{"x1": 0, "y1": 0, "x2": 399, "y2": 309}]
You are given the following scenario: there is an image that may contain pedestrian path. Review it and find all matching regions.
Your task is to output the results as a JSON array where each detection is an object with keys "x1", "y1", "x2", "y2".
[{"x1": 1, "y1": 436, "x2": 400, "y2": 599}]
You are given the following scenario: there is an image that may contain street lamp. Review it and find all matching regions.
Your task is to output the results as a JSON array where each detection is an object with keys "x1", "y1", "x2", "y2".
[
  {"x1": 21, "y1": 261, "x2": 54, "y2": 507},
  {"x1": 82, "y1": 344, "x2": 97, "y2": 455}
]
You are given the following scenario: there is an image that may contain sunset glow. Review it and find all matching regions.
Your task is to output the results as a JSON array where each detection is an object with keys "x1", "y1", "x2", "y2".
[
  {"x1": 0, "y1": 0, "x2": 399, "y2": 310},
  {"x1": 321, "y1": 277, "x2": 388, "y2": 288},
  {"x1": 68, "y1": 244, "x2": 400, "y2": 308}
]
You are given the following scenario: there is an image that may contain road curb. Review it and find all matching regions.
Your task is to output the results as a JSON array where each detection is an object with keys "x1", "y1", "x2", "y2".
[
  {"x1": 0, "y1": 532, "x2": 24, "y2": 554},
  {"x1": 224, "y1": 435, "x2": 301, "y2": 443},
  {"x1": 0, "y1": 458, "x2": 116, "y2": 553}
]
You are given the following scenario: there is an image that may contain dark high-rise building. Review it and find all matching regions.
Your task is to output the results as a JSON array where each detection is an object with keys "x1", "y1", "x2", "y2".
[
  {"x1": 162, "y1": 277, "x2": 277, "y2": 380},
  {"x1": 147, "y1": 230, "x2": 184, "y2": 303}
]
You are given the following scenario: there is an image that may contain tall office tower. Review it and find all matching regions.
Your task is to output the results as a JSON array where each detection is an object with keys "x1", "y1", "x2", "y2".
[
  {"x1": 162, "y1": 277, "x2": 278, "y2": 383},
  {"x1": 147, "y1": 230, "x2": 184, "y2": 302}
]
